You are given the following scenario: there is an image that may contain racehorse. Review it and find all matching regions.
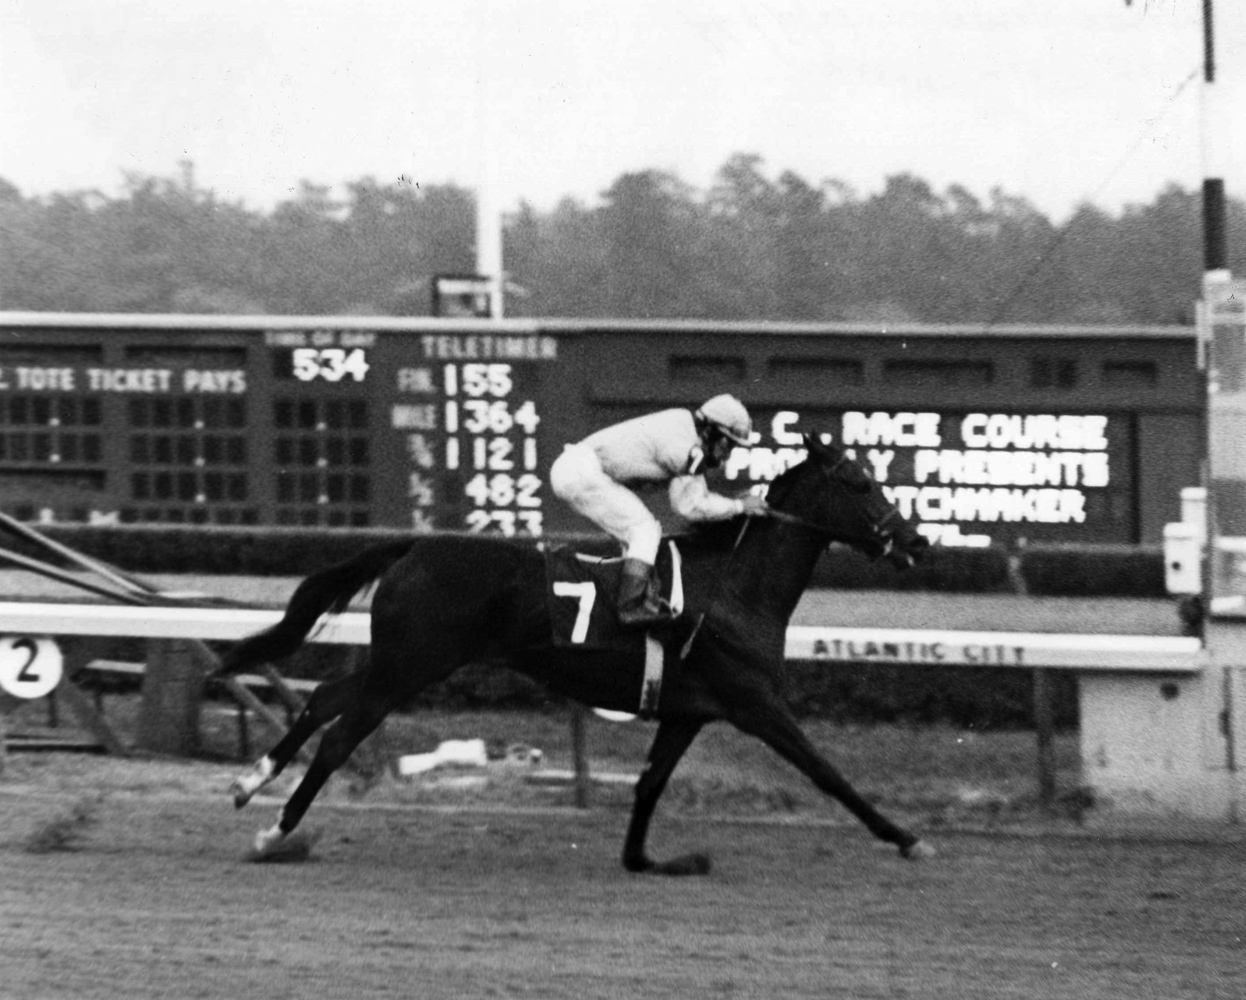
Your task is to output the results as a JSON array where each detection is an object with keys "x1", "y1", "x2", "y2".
[{"x1": 219, "y1": 434, "x2": 934, "y2": 873}]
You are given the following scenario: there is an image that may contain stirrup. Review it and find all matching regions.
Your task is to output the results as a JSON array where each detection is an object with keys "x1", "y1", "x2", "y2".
[
  {"x1": 618, "y1": 602, "x2": 677, "y2": 629},
  {"x1": 618, "y1": 590, "x2": 677, "y2": 629}
]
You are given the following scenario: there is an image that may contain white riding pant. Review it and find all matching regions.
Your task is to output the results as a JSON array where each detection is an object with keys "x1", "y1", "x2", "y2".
[{"x1": 549, "y1": 444, "x2": 662, "y2": 565}]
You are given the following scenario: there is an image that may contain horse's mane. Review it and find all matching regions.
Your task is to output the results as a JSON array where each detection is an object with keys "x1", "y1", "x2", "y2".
[
  {"x1": 675, "y1": 453, "x2": 810, "y2": 553},
  {"x1": 671, "y1": 515, "x2": 750, "y2": 553}
]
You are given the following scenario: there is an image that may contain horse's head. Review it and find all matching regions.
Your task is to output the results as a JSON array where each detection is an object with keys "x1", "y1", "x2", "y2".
[{"x1": 765, "y1": 434, "x2": 930, "y2": 569}]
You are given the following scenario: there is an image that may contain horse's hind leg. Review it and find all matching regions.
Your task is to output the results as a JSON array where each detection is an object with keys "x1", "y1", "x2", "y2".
[
  {"x1": 254, "y1": 687, "x2": 393, "y2": 853},
  {"x1": 728, "y1": 698, "x2": 933, "y2": 860},
  {"x1": 232, "y1": 673, "x2": 360, "y2": 808}
]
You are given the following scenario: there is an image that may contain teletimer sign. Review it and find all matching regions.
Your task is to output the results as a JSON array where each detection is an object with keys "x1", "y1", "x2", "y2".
[{"x1": 269, "y1": 327, "x2": 558, "y2": 534}]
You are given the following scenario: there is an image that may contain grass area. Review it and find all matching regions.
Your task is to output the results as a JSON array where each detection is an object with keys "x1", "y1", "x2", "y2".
[
  {"x1": 421, "y1": 709, "x2": 1083, "y2": 826},
  {"x1": 3, "y1": 694, "x2": 1082, "y2": 831}
]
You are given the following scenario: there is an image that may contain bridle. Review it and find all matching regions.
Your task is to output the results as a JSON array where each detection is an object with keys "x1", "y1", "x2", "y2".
[
  {"x1": 764, "y1": 504, "x2": 907, "y2": 558},
  {"x1": 683, "y1": 451, "x2": 908, "y2": 661},
  {"x1": 756, "y1": 452, "x2": 909, "y2": 558}
]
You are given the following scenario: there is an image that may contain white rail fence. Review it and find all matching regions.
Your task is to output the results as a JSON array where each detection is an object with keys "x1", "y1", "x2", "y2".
[
  {"x1": 0, "y1": 600, "x2": 1211, "y2": 816},
  {"x1": 0, "y1": 600, "x2": 1202, "y2": 669}
]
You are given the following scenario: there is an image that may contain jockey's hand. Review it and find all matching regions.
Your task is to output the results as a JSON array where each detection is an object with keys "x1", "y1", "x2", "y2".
[{"x1": 739, "y1": 494, "x2": 770, "y2": 517}]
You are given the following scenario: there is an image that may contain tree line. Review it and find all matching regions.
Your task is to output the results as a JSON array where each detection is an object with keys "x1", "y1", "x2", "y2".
[{"x1": 2, "y1": 154, "x2": 1242, "y2": 324}]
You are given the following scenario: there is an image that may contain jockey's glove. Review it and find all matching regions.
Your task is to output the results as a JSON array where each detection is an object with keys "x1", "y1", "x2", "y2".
[{"x1": 738, "y1": 494, "x2": 770, "y2": 517}]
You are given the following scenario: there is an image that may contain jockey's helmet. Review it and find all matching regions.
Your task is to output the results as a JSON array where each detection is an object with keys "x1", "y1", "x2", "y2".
[{"x1": 697, "y1": 394, "x2": 752, "y2": 446}]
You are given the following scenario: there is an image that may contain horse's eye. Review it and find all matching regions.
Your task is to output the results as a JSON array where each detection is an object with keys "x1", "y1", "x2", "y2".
[{"x1": 837, "y1": 467, "x2": 873, "y2": 494}]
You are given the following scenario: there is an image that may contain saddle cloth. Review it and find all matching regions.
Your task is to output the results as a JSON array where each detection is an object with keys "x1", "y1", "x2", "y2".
[
  {"x1": 545, "y1": 540, "x2": 684, "y2": 650},
  {"x1": 544, "y1": 540, "x2": 686, "y2": 717}
]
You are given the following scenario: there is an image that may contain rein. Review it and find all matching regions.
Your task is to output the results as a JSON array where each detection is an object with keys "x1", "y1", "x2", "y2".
[
  {"x1": 764, "y1": 504, "x2": 903, "y2": 537},
  {"x1": 760, "y1": 450, "x2": 907, "y2": 554},
  {"x1": 678, "y1": 511, "x2": 754, "y2": 661},
  {"x1": 681, "y1": 452, "x2": 902, "y2": 659},
  {"x1": 763, "y1": 507, "x2": 836, "y2": 534},
  {"x1": 763, "y1": 504, "x2": 906, "y2": 557}
]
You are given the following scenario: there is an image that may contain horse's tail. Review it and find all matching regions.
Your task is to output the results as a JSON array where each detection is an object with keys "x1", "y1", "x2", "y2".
[{"x1": 216, "y1": 539, "x2": 414, "y2": 677}]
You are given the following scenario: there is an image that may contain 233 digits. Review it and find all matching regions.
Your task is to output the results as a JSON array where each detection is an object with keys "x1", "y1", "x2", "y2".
[{"x1": 465, "y1": 510, "x2": 543, "y2": 536}]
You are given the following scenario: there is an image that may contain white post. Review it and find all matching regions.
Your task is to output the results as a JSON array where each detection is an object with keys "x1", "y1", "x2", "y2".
[
  {"x1": 474, "y1": 26, "x2": 504, "y2": 319},
  {"x1": 476, "y1": 175, "x2": 503, "y2": 320}
]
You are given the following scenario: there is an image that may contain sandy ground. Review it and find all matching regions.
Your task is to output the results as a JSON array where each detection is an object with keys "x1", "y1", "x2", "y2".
[{"x1": 1, "y1": 764, "x2": 1243, "y2": 1000}]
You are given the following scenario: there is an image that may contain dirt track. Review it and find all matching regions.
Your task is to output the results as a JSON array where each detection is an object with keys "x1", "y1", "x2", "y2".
[
  {"x1": 0, "y1": 578, "x2": 1219, "y2": 997},
  {"x1": 3, "y1": 782, "x2": 1242, "y2": 1000}
]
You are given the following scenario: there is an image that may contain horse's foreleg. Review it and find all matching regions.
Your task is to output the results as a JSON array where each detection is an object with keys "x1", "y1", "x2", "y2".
[
  {"x1": 622, "y1": 717, "x2": 707, "y2": 875},
  {"x1": 231, "y1": 673, "x2": 360, "y2": 808},
  {"x1": 730, "y1": 700, "x2": 934, "y2": 860}
]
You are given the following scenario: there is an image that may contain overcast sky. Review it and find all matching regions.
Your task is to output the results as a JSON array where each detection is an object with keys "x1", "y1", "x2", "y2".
[{"x1": 3, "y1": 0, "x2": 1244, "y2": 223}]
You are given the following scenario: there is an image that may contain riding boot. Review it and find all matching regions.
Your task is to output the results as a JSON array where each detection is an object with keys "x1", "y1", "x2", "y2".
[{"x1": 617, "y1": 557, "x2": 674, "y2": 628}]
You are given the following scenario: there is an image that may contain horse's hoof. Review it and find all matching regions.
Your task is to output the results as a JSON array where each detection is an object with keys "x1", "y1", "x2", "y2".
[
  {"x1": 253, "y1": 825, "x2": 284, "y2": 856},
  {"x1": 653, "y1": 852, "x2": 712, "y2": 876},
  {"x1": 248, "y1": 827, "x2": 319, "y2": 864},
  {"x1": 230, "y1": 778, "x2": 253, "y2": 810},
  {"x1": 232, "y1": 758, "x2": 275, "y2": 809},
  {"x1": 900, "y1": 839, "x2": 936, "y2": 861}
]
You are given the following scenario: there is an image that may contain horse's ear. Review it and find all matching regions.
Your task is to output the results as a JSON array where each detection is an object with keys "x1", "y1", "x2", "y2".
[{"x1": 803, "y1": 432, "x2": 833, "y2": 457}]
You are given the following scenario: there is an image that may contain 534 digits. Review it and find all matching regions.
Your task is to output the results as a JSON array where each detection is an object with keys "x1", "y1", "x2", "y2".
[{"x1": 291, "y1": 348, "x2": 370, "y2": 383}]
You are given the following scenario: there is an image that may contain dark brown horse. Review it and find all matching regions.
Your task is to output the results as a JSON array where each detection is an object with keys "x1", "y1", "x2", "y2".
[{"x1": 219, "y1": 434, "x2": 933, "y2": 872}]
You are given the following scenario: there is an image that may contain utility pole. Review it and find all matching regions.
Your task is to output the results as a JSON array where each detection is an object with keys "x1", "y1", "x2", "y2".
[{"x1": 1198, "y1": 0, "x2": 1245, "y2": 821}]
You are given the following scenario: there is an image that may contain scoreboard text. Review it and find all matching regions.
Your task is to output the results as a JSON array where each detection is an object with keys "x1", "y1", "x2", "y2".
[
  {"x1": 0, "y1": 313, "x2": 1201, "y2": 547},
  {"x1": 721, "y1": 409, "x2": 1125, "y2": 547}
]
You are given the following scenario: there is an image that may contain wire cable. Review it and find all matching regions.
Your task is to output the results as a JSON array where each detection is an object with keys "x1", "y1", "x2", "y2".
[{"x1": 987, "y1": 66, "x2": 1199, "y2": 327}]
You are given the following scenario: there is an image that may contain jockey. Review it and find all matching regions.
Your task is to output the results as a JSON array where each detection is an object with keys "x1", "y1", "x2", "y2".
[{"x1": 550, "y1": 393, "x2": 769, "y2": 628}]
